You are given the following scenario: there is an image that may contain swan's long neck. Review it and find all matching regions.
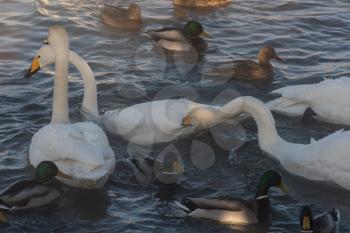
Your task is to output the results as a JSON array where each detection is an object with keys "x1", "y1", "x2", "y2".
[
  {"x1": 219, "y1": 96, "x2": 284, "y2": 151},
  {"x1": 51, "y1": 35, "x2": 70, "y2": 124},
  {"x1": 68, "y1": 51, "x2": 99, "y2": 117}
]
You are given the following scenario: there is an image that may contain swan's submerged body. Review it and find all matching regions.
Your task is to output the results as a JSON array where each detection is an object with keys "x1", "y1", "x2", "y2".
[
  {"x1": 267, "y1": 77, "x2": 350, "y2": 125},
  {"x1": 102, "y1": 99, "x2": 210, "y2": 146},
  {"x1": 29, "y1": 123, "x2": 115, "y2": 188}
]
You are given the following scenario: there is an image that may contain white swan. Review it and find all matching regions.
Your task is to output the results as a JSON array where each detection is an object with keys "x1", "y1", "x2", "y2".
[
  {"x1": 267, "y1": 77, "x2": 350, "y2": 125},
  {"x1": 183, "y1": 96, "x2": 350, "y2": 191},
  {"x1": 30, "y1": 45, "x2": 225, "y2": 146},
  {"x1": 24, "y1": 26, "x2": 115, "y2": 189}
]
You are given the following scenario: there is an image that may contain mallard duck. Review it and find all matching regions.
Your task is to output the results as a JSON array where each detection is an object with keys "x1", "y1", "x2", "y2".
[
  {"x1": 175, "y1": 170, "x2": 287, "y2": 224},
  {"x1": 101, "y1": 3, "x2": 141, "y2": 30},
  {"x1": 300, "y1": 205, "x2": 340, "y2": 233},
  {"x1": 129, "y1": 155, "x2": 183, "y2": 186},
  {"x1": 24, "y1": 26, "x2": 115, "y2": 189},
  {"x1": 231, "y1": 46, "x2": 282, "y2": 80},
  {"x1": 0, "y1": 161, "x2": 70, "y2": 210},
  {"x1": 173, "y1": 0, "x2": 231, "y2": 7},
  {"x1": 267, "y1": 77, "x2": 350, "y2": 125},
  {"x1": 147, "y1": 20, "x2": 210, "y2": 52}
]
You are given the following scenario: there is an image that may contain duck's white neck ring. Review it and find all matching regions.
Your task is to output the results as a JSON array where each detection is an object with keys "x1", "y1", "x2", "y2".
[
  {"x1": 256, "y1": 195, "x2": 269, "y2": 200},
  {"x1": 301, "y1": 231, "x2": 313, "y2": 233}
]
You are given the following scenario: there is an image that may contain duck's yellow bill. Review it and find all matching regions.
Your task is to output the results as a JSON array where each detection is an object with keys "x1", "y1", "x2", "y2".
[
  {"x1": 0, "y1": 211, "x2": 7, "y2": 224},
  {"x1": 200, "y1": 31, "x2": 211, "y2": 38},
  {"x1": 173, "y1": 161, "x2": 184, "y2": 173},
  {"x1": 182, "y1": 115, "x2": 193, "y2": 127},
  {"x1": 278, "y1": 183, "x2": 288, "y2": 193},
  {"x1": 57, "y1": 170, "x2": 72, "y2": 179},
  {"x1": 24, "y1": 56, "x2": 41, "y2": 79},
  {"x1": 302, "y1": 216, "x2": 311, "y2": 230}
]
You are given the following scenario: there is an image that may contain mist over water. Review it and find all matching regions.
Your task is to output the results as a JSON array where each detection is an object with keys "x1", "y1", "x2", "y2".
[{"x1": 0, "y1": 0, "x2": 350, "y2": 232}]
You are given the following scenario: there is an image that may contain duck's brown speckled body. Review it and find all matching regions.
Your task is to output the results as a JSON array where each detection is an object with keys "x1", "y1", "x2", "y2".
[
  {"x1": 173, "y1": 0, "x2": 231, "y2": 7},
  {"x1": 101, "y1": 3, "x2": 141, "y2": 30},
  {"x1": 232, "y1": 47, "x2": 282, "y2": 80}
]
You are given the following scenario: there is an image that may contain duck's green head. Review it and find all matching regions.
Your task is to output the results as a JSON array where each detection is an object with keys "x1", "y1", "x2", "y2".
[
  {"x1": 183, "y1": 21, "x2": 210, "y2": 38},
  {"x1": 35, "y1": 161, "x2": 71, "y2": 183},
  {"x1": 299, "y1": 205, "x2": 314, "y2": 233},
  {"x1": 257, "y1": 170, "x2": 288, "y2": 196}
]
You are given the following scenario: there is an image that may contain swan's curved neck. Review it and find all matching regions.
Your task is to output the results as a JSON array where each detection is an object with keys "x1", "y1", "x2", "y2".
[
  {"x1": 51, "y1": 38, "x2": 70, "y2": 124},
  {"x1": 68, "y1": 51, "x2": 99, "y2": 117},
  {"x1": 219, "y1": 96, "x2": 283, "y2": 150}
]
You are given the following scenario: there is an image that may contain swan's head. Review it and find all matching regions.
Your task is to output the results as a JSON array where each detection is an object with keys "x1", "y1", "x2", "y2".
[
  {"x1": 182, "y1": 108, "x2": 222, "y2": 129},
  {"x1": 258, "y1": 46, "x2": 282, "y2": 63},
  {"x1": 299, "y1": 205, "x2": 314, "y2": 233},
  {"x1": 24, "y1": 45, "x2": 55, "y2": 79},
  {"x1": 35, "y1": 161, "x2": 72, "y2": 183},
  {"x1": 24, "y1": 25, "x2": 69, "y2": 79},
  {"x1": 127, "y1": 3, "x2": 141, "y2": 20}
]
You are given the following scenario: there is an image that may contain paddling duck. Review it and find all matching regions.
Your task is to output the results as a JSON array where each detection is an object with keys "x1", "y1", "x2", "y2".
[
  {"x1": 101, "y1": 3, "x2": 141, "y2": 30},
  {"x1": 0, "y1": 161, "x2": 70, "y2": 210},
  {"x1": 299, "y1": 205, "x2": 340, "y2": 233},
  {"x1": 147, "y1": 20, "x2": 210, "y2": 52},
  {"x1": 173, "y1": 0, "x2": 231, "y2": 7},
  {"x1": 232, "y1": 46, "x2": 282, "y2": 80},
  {"x1": 175, "y1": 170, "x2": 288, "y2": 224}
]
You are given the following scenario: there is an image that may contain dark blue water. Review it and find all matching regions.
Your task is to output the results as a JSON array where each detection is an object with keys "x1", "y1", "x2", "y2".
[{"x1": 0, "y1": 0, "x2": 350, "y2": 232}]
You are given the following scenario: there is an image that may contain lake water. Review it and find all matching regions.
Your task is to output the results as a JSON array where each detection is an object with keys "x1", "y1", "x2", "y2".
[{"x1": 0, "y1": 0, "x2": 350, "y2": 232}]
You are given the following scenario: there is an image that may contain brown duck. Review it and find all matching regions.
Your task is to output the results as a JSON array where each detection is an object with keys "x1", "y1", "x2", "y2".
[
  {"x1": 232, "y1": 47, "x2": 282, "y2": 80},
  {"x1": 101, "y1": 3, "x2": 141, "y2": 30},
  {"x1": 173, "y1": 0, "x2": 231, "y2": 7}
]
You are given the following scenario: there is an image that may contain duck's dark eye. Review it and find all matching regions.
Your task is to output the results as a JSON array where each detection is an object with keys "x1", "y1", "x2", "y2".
[{"x1": 37, "y1": 55, "x2": 41, "y2": 58}]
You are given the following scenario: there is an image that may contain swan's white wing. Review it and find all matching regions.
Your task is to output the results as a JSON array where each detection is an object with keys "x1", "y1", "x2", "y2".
[
  {"x1": 29, "y1": 122, "x2": 115, "y2": 189},
  {"x1": 268, "y1": 77, "x2": 350, "y2": 125},
  {"x1": 305, "y1": 130, "x2": 350, "y2": 190},
  {"x1": 103, "y1": 99, "x2": 203, "y2": 145}
]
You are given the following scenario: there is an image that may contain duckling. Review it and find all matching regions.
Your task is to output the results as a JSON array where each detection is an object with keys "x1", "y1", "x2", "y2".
[
  {"x1": 173, "y1": 0, "x2": 231, "y2": 7},
  {"x1": 232, "y1": 46, "x2": 282, "y2": 80},
  {"x1": 129, "y1": 155, "x2": 184, "y2": 186},
  {"x1": 147, "y1": 20, "x2": 210, "y2": 52},
  {"x1": 175, "y1": 170, "x2": 288, "y2": 224},
  {"x1": 0, "y1": 161, "x2": 71, "y2": 210},
  {"x1": 101, "y1": 3, "x2": 141, "y2": 30},
  {"x1": 300, "y1": 205, "x2": 340, "y2": 233}
]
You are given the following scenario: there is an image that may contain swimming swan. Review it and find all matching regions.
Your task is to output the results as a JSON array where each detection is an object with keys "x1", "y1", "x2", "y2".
[
  {"x1": 267, "y1": 77, "x2": 350, "y2": 125},
  {"x1": 24, "y1": 26, "x2": 115, "y2": 189},
  {"x1": 29, "y1": 44, "x2": 229, "y2": 146},
  {"x1": 183, "y1": 96, "x2": 350, "y2": 191}
]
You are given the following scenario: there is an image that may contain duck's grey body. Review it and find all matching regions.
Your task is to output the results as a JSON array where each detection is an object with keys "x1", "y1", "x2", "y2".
[
  {"x1": 147, "y1": 28, "x2": 192, "y2": 52},
  {"x1": 101, "y1": 4, "x2": 141, "y2": 30},
  {"x1": 0, "y1": 180, "x2": 62, "y2": 210},
  {"x1": 313, "y1": 209, "x2": 340, "y2": 233},
  {"x1": 176, "y1": 197, "x2": 259, "y2": 224}
]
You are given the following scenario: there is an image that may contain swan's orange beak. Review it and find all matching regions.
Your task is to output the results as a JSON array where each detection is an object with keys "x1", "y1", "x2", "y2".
[
  {"x1": 182, "y1": 115, "x2": 193, "y2": 127},
  {"x1": 24, "y1": 56, "x2": 41, "y2": 79}
]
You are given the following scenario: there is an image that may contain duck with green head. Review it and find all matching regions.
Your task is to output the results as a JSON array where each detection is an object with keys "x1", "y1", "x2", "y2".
[
  {"x1": 299, "y1": 205, "x2": 340, "y2": 233},
  {"x1": 0, "y1": 161, "x2": 71, "y2": 210},
  {"x1": 175, "y1": 170, "x2": 287, "y2": 224},
  {"x1": 147, "y1": 20, "x2": 210, "y2": 53}
]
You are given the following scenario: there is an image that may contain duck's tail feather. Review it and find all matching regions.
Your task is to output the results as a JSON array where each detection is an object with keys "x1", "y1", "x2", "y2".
[
  {"x1": 329, "y1": 208, "x2": 341, "y2": 224},
  {"x1": 0, "y1": 200, "x2": 11, "y2": 211},
  {"x1": 173, "y1": 201, "x2": 191, "y2": 213}
]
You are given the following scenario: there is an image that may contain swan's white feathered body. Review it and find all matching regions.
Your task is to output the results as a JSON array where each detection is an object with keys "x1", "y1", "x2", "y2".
[
  {"x1": 190, "y1": 96, "x2": 350, "y2": 191},
  {"x1": 29, "y1": 123, "x2": 115, "y2": 189},
  {"x1": 27, "y1": 26, "x2": 115, "y2": 189},
  {"x1": 267, "y1": 77, "x2": 350, "y2": 125},
  {"x1": 102, "y1": 99, "x2": 207, "y2": 146}
]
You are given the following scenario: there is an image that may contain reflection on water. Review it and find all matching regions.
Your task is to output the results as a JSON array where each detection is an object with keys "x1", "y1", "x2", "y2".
[{"x1": 0, "y1": 0, "x2": 350, "y2": 232}]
